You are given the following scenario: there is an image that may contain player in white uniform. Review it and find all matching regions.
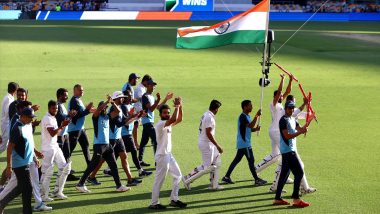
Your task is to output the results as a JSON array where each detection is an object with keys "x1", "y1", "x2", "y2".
[
  {"x1": 255, "y1": 74, "x2": 294, "y2": 192},
  {"x1": 149, "y1": 97, "x2": 187, "y2": 210},
  {"x1": 183, "y1": 100, "x2": 223, "y2": 190},
  {"x1": 0, "y1": 82, "x2": 18, "y2": 154},
  {"x1": 40, "y1": 100, "x2": 72, "y2": 201},
  {"x1": 131, "y1": 74, "x2": 151, "y2": 160}
]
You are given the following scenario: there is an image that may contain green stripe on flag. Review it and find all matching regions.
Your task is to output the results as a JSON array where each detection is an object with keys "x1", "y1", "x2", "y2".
[{"x1": 176, "y1": 30, "x2": 266, "y2": 49}]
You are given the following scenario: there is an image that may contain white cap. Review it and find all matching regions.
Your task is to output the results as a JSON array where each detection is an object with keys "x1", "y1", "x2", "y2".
[{"x1": 112, "y1": 91, "x2": 126, "y2": 100}]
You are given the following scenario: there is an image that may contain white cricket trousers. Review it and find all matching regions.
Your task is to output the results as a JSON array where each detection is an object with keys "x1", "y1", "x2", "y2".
[
  {"x1": 0, "y1": 162, "x2": 42, "y2": 206},
  {"x1": 151, "y1": 154, "x2": 182, "y2": 205}
]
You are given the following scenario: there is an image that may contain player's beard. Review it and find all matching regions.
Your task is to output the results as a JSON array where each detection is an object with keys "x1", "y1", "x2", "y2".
[{"x1": 162, "y1": 115, "x2": 170, "y2": 120}]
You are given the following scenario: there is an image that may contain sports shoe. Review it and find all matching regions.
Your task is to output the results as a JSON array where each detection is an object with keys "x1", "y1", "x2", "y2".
[
  {"x1": 66, "y1": 174, "x2": 79, "y2": 181},
  {"x1": 269, "y1": 187, "x2": 287, "y2": 193},
  {"x1": 169, "y1": 200, "x2": 187, "y2": 208},
  {"x1": 42, "y1": 196, "x2": 54, "y2": 202},
  {"x1": 138, "y1": 170, "x2": 152, "y2": 177},
  {"x1": 103, "y1": 169, "x2": 112, "y2": 177},
  {"x1": 87, "y1": 177, "x2": 101, "y2": 185},
  {"x1": 208, "y1": 185, "x2": 224, "y2": 190},
  {"x1": 34, "y1": 202, "x2": 53, "y2": 211},
  {"x1": 273, "y1": 199, "x2": 290, "y2": 206},
  {"x1": 182, "y1": 176, "x2": 190, "y2": 190},
  {"x1": 116, "y1": 185, "x2": 131, "y2": 192},
  {"x1": 148, "y1": 204, "x2": 166, "y2": 210},
  {"x1": 254, "y1": 178, "x2": 268, "y2": 186},
  {"x1": 301, "y1": 187, "x2": 317, "y2": 195},
  {"x1": 53, "y1": 192, "x2": 68, "y2": 200},
  {"x1": 0, "y1": 187, "x2": 4, "y2": 193},
  {"x1": 221, "y1": 176, "x2": 234, "y2": 184},
  {"x1": 127, "y1": 178, "x2": 142, "y2": 186},
  {"x1": 286, "y1": 177, "x2": 294, "y2": 184},
  {"x1": 75, "y1": 184, "x2": 91, "y2": 193},
  {"x1": 140, "y1": 161, "x2": 151, "y2": 167},
  {"x1": 293, "y1": 200, "x2": 310, "y2": 208}
]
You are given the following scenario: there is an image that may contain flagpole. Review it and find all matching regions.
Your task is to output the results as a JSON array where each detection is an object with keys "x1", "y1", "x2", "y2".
[{"x1": 257, "y1": 0, "x2": 271, "y2": 136}]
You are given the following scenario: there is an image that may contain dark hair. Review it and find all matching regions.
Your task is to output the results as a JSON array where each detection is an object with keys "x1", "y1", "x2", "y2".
[
  {"x1": 141, "y1": 74, "x2": 152, "y2": 82},
  {"x1": 241, "y1": 100, "x2": 251, "y2": 109},
  {"x1": 7, "y1": 82, "x2": 19, "y2": 94},
  {"x1": 159, "y1": 104, "x2": 170, "y2": 114},
  {"x1": 17, "y1": 87, "x2": 27, "y2": 95},
  {"x1": 98, "y1": 101, "x2": 105, "y2": 108},
  {"x1": 16, "y1": 101, "x2": 32, "y2": 111},
  {"x1": 209, "y1": 100, "x2": 222, "y2": 111},
  {"x1": 286, "y1": 95, "x2": 294, "y2": 102},
  {"x1": 273, "y1": 90, "x2": 279, "y2": 97},
  {"x1": 48, "y1": 100, "x2": 57, "y2": 108},
  {"x1": 56, "y1": 88, "x2": 68, "y2": 99},
  {"x1": 73, "y1": 84, "x2": 82, "y2": 90}
]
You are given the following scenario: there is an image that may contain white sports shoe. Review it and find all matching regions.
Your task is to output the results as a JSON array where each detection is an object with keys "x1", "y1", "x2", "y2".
[
  {"x1": 54, "y1": 192, "x2": 68, "y2": 200},
  {"x1": 208, "y1": 185, "x2": 224, "y2": 190},
  {"x1": 182, "y1": 176, "x2": 191, "y2": 190},
  {"x1": 116, "y1": 185, "x2": 131, "y2": 192},
  {"x1": 34, "y1": 202, "x2": 53, "y2": 211},
  {"x1": 301, "y1": 187, "x2": 317, "y2": 194},
  {"x1": 76, "y1": 184, "x2": 91, "y2": 193},
  {"x1": 42, "y1": 196, "x2": 54, "y2": 202},
  {"x1": 286, "y1": 178, "x2": 294, "y2": 184},
  {"x1": 268, "y1": 187, "x2": 287, "y2": 193}
]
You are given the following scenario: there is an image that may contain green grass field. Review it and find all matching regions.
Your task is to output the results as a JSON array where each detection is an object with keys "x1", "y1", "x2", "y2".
[{"x1": 0, "y1": 20, "x2": 379, "y2": 213}]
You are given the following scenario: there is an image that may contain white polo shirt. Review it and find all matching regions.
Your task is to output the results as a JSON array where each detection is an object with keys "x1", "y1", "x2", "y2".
[
  {"x1": 41, "y1": 112, "x2": 59, "y2": 152},
  {"x1": 155, "y1": 120, "x2": 172, "y2": 155},
  {"x1": 270, "y1": 102, "x2": 303, "y2": 132},
  {"x1": 198, "y1": 111, "x2": 215, "y2": 145},
  {"x1": 134, "y1": 83, "x2": 146, "y2": 112}
]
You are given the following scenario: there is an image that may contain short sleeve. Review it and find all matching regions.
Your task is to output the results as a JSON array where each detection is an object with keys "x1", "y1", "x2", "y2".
[
  {"x1": 203, "y1": 115, "x2": 214, "y2": 129},
  {"x1": 9, "y1": 125, "x2": 21, "y2": 144},
  {"x1": 141, "y1": 94, "x2": 149, "y2": 111},
  {"x1": 279, "y1": 117, "x2": 288, "y2": 132}
]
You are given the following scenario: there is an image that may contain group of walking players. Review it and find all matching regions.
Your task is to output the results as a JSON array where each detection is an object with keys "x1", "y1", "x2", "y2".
[{"x1": 0, "y1": 72, "x2": 316, "y2": 213}]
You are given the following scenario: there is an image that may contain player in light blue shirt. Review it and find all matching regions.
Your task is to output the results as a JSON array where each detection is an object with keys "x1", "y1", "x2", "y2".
[
  {"x1": 274, "y1": 101, "x2": 310, "y2": 208},
  {"x1": 222, "y1": 100, "x2": 267, "y2": 186},
  {"x1": 139, "y1": 79, "x2": 173, "y2": 166}
]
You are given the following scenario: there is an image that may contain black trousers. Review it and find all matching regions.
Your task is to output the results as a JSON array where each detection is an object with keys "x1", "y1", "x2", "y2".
[
  {"x1": 138, "y1": 123, "x2": 157, "y2": 162},
  {"x1": 68, "y1": 129, "x2": 91, "y2": 165},
  {"x1": 122, "y1": 134, "x2": 141, "y2": 170},
  {"x1": 275, "y1": 151, "x2": 304, "y2": 200},
  {"x1": 0, "y1": 165, "x2": 32, "y2": 214},
  {"x1": 79, "y1": 144, "x2": 121, "y2": 188},
  {"x1": 225, "y1": 147, "x2": 259, "y2": 180},
  {"x1": 58, "y1": 134, "x2": 70, "y2": 161}
]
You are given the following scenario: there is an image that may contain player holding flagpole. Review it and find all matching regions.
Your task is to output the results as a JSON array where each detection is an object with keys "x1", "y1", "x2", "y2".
[
  {"x1": 183, "y1": 100, "x2": 223, "y2": 190},
  {"x1": 149, "y1": 97, "x2": 187, "y2": 210}
]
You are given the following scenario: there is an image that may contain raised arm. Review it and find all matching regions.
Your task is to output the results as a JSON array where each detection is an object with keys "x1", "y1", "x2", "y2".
[
  {"x1": 164, "y1": 97, "x2": 181, "y2": 127},
  {"x1": 283, "y1": 74, "x2": 294, "y2": 100},
  {"x1": 172, "y1": 97, "x2": 183, "y2": 126},
  {"x1": 273, "y1": 74, "x2": 285, "y2": 106},
  {"x1": 93, "y1": 95, "x2": 113, "y2": 118},
  {"x1": 157, "y1": 92, "x2": 174, "y2": 110}
]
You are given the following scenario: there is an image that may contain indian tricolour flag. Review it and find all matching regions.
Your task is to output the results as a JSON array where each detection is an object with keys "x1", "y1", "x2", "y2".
[{"x1": 176, "y1": 0, "x2": 269, "y2": 49}]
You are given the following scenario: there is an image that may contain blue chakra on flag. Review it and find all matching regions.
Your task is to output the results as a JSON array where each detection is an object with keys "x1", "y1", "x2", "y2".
[{"x1": 214, "y1": 22, "x2": 230, "y2": 34}]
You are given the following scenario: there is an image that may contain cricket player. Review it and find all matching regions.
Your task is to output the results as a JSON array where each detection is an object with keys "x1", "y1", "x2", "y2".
[
  {"x1": 273, "y1": 100, "x2": 310, "y2": 208},
  {"x1": 76, "y1": 97, "x2": 130, "y2": 193},
  {"x1": 222, "y1": 100, "x2": 267, "y2": 186},
  {"x1": 40, "y1": 100, "x2": 72, "y2": 201},
  {"x1": 255, "y1": 74, "x2": 295, "y2": 192},
  {"x1": 183, "y1": 100, "x2": 223, "y2": 190},
  {"x1": 0, "y1": 82, "x2": 18, "y2": 155},
  {"x1": 149, "y1": 97, "x2": 187, "y2": 210}
]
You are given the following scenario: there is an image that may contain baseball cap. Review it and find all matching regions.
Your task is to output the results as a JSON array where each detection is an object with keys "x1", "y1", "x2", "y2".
[
  {"x1": 21, "y1": 107, "x2": 36, "y2": 118},
  {"x1": 128, "y1": 73, "x2": 140, "y2": 81},
  {"x1": 112, "y1": 91, "x2": 127, "y2": 100},
  {"x1": 147, "y1": 79, "x2": 157, "y2": 86},
  {"x1": 285, "y1": 101, "x2": 296, "y2": 108}
]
